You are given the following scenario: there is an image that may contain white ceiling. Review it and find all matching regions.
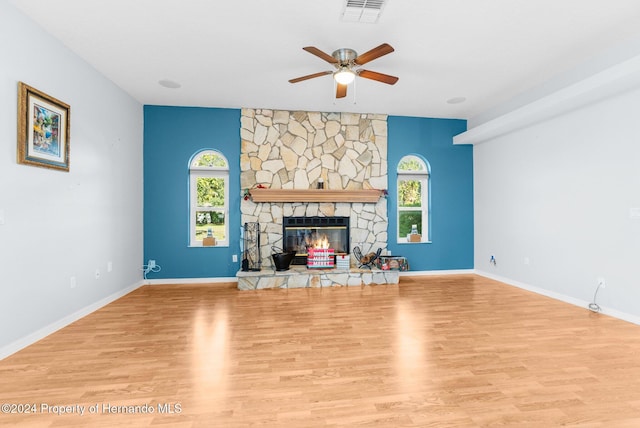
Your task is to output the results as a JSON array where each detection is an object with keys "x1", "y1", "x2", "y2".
[{"x1": 10, "y1": 0, "x2": 640, "y2": 121}]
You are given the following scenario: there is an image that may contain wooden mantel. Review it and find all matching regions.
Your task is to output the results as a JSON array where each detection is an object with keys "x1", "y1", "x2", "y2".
[{"x1": 249, "y1": 188, "x2": 385, "y2": 203}]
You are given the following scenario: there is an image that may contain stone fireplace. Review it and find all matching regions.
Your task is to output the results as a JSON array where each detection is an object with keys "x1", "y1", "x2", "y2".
[{"x1": 240, "y1": 108, "x2": 388, "y2": 270}]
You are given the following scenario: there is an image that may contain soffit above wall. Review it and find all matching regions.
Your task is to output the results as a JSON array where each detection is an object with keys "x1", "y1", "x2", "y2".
[{"x1": 454, "y1": 53, "x2": 640, "y2": 145}]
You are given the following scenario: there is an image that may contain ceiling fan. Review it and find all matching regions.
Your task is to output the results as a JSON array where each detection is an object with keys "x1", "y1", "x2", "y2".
[{"x1": 289, "y1": 43, "x2": 399, "y2": 98}]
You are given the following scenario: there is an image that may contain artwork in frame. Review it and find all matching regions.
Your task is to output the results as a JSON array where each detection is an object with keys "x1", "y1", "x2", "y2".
[{"x1": 17, "y1": 82, "x2": 70, "y2": 172}]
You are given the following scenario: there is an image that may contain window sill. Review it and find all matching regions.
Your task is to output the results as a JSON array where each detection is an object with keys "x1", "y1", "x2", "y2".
[{"x1": 189, "y1": 243, "x2": 229, "y2": 248}]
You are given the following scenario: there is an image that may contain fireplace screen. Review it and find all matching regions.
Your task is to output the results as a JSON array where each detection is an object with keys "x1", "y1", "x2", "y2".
[{"x1": 283, "y1": 216, "x2": 349, "y2": 265}]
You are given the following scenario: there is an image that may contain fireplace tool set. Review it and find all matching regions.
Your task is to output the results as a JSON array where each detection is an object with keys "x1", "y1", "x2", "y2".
[{"x1": 241, "y1": 222, "x2": 261, "y2": 271}]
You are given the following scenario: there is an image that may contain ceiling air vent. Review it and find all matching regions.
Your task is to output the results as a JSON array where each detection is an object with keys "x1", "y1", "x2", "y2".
[{"x1": 341, "y1": 0, "x2": 388, "y2": 23}]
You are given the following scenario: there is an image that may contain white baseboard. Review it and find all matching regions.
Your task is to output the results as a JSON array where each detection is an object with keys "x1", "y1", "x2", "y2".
[
  {"x1": 475, "y1": 270, "x2": 640, "y2": 326},
  {"x1": 0, "y1": 280, "x2": 145, "y2": 361},
  {"x1": 145, "y1": 277, "x2": 238, "y2": 285}
]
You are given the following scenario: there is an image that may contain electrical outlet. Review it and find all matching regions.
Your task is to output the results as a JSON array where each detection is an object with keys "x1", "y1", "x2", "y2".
[
  {"x1": 490, "y1": 255, "x2": 496, "y2": 266},
  {"x1": 523, "y1": 257, "x2": 530, "y2": 265},
  {"x1": 148, "y1": 259, "x2": 156, "y2": 269},
  {"x1": 232, "y1": 254, "x2": 238, "y2": 263},
  {"x1": 95, "y1": 269, "x2": 101, "y2": 280},
  {"x1": 70, "y1": 276, "x2": 76, "y2": 289},
  {"x1": 107, "y1": 261, "x2": 113, "y2": 272},
  {"x1": 597, "y1": 277, "x2": 606, "y2": 288}
]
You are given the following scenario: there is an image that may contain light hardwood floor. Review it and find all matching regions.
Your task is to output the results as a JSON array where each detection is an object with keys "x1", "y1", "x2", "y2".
[{"x1": 1, "y1": 275, "x2": 640, "y2": 427}]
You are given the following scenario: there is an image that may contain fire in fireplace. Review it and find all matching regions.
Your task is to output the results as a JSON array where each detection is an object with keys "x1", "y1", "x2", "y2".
[{"x1": 282, "y1": 216, "x2": 349, "y2": 265}]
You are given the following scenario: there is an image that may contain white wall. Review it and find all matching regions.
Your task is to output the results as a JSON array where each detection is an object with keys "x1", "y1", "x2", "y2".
[
  {"x1": 474, "y1": 86, "x2": 640, "y2": 321},
  {"x1": 0, "y1": 2, "x2": 144, "y2": 357}
]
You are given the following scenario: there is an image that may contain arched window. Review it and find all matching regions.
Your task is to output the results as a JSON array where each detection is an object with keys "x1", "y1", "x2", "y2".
[
  {"x1": 397, "y1": 155, "x2": 429, "y2": 243},
  {"x1": 189, "y1": 150, "x2": 229, "y2": 247}
]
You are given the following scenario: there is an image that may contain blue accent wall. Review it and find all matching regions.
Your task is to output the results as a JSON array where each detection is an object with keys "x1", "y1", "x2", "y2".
[
  {"x1": 144, "y1": 108, "x2": 472, "y2": 278},
  {"x1": 144, "y1": 106, "x2": 241, "y2": 278},
  {"x1": 387, "y1": 116, "x2": 473, "y2": 270}
]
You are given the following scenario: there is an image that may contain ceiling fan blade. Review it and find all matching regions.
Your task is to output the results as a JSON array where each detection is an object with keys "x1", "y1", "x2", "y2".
[
  {"x1": 303, "y1": 46, "x2": 338, "y2": 64},
  {"x1": 354, "y1": 43, "x2": 394, "y2": 65},
  {"x1": 336, "y1": 83, "x2": 347, "y2": 98},
  {"x1": 289, "y1": 71, "x2": 332, "y2": 83},
  {"x1": 358, "y1": 69, "x2": 399, "y2": 85}
]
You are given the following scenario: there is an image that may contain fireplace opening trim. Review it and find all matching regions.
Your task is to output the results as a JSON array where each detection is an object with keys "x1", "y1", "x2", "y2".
[{"x1": 283, "y1": 216, "x2": 350, "y2": 265}]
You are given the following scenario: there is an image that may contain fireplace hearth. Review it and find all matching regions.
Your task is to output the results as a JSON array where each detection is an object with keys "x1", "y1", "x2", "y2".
[{"x1": 283, "y1": 216, "x2": 349, "y2": 265}]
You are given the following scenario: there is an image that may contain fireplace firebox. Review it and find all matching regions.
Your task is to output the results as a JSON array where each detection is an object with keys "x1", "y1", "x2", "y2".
[{"x1": 282, "y1": 216, "x2": 349, "y2": 265}]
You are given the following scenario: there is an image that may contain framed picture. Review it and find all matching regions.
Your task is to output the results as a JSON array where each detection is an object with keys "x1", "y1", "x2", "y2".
[{"x1": 17, "y1": 82, "x2": 70, "y2": 172}]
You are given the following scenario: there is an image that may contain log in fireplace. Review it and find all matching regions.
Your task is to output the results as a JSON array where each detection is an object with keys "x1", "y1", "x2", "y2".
[{"x1": 282, "y1": 216, "x2": 350, "y2": 265}]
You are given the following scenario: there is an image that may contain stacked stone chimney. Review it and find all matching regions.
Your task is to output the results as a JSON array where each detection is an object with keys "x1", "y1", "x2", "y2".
[{"x1": 240, "y1": 108, "x2": 388, "y2": 269}]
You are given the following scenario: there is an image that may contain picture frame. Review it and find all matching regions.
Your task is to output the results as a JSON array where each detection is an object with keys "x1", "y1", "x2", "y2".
[{"x1": 17, "y1": 82, "x2": 70, "y2": 172}]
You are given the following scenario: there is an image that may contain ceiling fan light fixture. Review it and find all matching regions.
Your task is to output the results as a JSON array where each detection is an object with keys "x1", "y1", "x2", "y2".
[
  {"x1": 290, "y1": 43, "x2": 397, "y2": 98},
  {"x1": 334, "y1": 67, "x2": 356, "y2": 85}
]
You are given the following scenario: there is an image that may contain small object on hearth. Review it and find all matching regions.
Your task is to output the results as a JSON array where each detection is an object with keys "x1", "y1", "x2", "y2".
[
  {"x1": 360, "y1": 252, "x2": 377, "y2": 264},
  {"x1": 336, "y1": 254, "x2": 350, "y2": 269},
  {"x1": 353, "y1": 246, "x2": 382, "y2": 269},
  {"x1": 271, "y1": 246, "x2": 295, "y2": 271},
  {"x1": 317, "y1": 178, "x2": 324, "y2": 189},
  {"x1": 307, "y1": 248, "x2": 335, "y2": 269},
  {"x1": 374, "y1": 255, "x2": 409, "y2": 271}
]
